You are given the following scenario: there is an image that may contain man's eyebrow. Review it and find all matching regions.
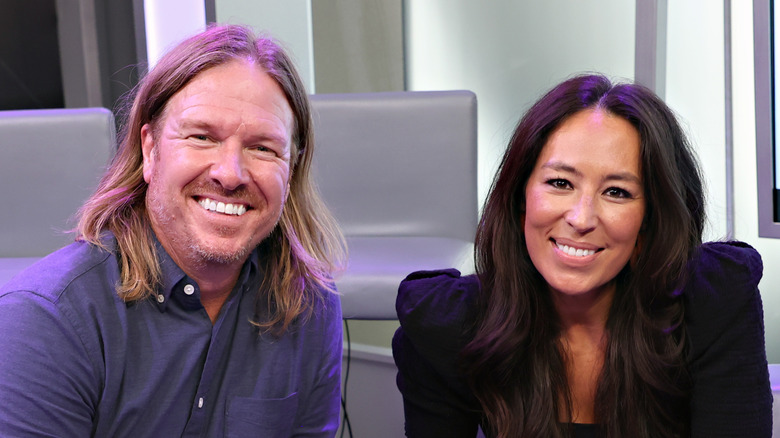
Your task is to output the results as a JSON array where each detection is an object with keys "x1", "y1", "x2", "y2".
[
  {"x1": 177, "y1": 118, "x2": 215, "y2": 131},
  {"x1": 177, "y1": 118, "x2": 290, "y2": 146}
]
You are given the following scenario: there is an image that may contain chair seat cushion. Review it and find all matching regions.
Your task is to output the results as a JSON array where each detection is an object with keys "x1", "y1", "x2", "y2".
[{"x1": 336, "y1": 236, "x2": 473, "y2": 319}]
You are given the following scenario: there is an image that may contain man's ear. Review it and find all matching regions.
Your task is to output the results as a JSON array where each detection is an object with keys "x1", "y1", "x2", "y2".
[{"x1": 140, "y1": 124, "x2": 155, "y2": 183}]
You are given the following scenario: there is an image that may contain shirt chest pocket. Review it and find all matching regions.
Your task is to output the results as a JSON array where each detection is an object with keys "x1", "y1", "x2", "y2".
[{"x1": 225, "y1": 392, "x2": 299, "y2": 438}]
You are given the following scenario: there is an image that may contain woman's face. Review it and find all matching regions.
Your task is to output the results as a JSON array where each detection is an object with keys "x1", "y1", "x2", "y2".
[{"x1": 523, "y1": 108, "x2": 645, "y2": 304}]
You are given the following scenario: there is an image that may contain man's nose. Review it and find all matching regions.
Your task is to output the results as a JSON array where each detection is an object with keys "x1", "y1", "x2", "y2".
[
  {"x1": 209, "y1": 142, "x2": 250, "y2": 190},
  {"x1": 564, "y1": 193, "x2": 598, "y2": 234}
]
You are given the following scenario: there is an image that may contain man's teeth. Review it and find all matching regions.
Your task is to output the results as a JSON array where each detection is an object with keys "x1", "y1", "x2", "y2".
[
  {"x1": 198, "y1": 198, "x2": 247, "y2": 216},
  {"x1": 556, "y1": 243, "x2": 596, "y2": 257}
]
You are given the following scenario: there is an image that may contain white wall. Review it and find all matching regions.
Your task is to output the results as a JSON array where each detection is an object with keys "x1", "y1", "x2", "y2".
[
  {"x1": 215, "y1": 0, "x2": 315, "y2": 92},
  {"x1": 143, "y1": 0, "x2": 206, "y2": 68},
  {"x1": 405, "y1": 0, "x2": 635, "y2": 204},
  {"x1": 665, "y1": 1, "x2": 727, "y2": 241}
]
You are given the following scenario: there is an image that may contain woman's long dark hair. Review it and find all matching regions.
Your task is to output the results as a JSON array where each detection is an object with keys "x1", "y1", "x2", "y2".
[{"x1": 461, "y1": 74, "x2": 705, "y2": 437}]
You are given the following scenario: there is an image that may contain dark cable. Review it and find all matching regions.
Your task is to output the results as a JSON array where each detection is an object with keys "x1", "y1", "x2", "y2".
[{"x1": 340, "y1": 319, "x2": 353, "y2": 437}]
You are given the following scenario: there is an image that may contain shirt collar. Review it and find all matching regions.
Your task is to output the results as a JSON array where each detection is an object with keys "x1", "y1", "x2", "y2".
[{"x1": 151, "y1": 232, "x2": 260, "y2": 312}]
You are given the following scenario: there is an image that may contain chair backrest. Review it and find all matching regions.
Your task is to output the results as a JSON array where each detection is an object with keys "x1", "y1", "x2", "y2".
[
  {"x1": 0, "y1": 107, "x2": 115, "y2": 257},
  {"x1": 310, "y1": 90, "x2": 478, "y2": 241}
]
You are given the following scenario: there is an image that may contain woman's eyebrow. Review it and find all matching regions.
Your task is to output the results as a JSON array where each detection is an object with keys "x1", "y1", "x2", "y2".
[{"x1": 541, "y1": 161, "x2": 641, "y2": 184}]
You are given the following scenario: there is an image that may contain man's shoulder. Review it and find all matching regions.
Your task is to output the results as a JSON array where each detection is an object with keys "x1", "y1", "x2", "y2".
[{"x1": 0, "y1": 239, "x2": 117, "y2": 303}]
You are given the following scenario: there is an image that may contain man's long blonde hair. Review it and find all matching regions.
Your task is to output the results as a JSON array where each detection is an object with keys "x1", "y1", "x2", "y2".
[{"x1": 77, "y1": 24, "x2": 345, "y2": 333}]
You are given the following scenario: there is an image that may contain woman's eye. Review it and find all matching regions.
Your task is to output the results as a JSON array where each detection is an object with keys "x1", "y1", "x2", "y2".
[
  {"x1": 546, "y1": 178, "x2": 571, "y2": 189},
  {"x1": 604, "y1": 187, "x2": 632, "y2": 198}
]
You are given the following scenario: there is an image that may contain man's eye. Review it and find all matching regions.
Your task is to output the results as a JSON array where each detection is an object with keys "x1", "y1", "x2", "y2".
[
  {"x1": 251, "y1": 145, "x2": 277, "y2": 155},
  {"x1": 190, "y1": 134, "x2": 209, "y2": 141}
]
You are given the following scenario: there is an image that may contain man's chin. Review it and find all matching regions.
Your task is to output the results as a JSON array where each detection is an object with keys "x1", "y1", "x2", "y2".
[{"x1": 191, "y1": 241, "x2": 253, "y2": 266}]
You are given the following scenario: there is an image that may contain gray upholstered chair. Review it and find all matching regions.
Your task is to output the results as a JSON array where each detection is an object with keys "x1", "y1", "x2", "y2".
[
  {"x1": 310, "y1": 90, "x2": 478, "y2": 320},
  {"x1": 0, "y1": 107, "x2": 115, "y2": 286}
]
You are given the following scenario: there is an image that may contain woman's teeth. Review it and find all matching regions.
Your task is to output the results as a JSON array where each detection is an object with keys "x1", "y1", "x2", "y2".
[{"x1": 556, "y1": 243, "x2": 596, "y2": 257}]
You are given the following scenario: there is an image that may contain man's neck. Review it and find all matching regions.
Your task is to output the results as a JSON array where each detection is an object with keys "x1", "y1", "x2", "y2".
[
  {"x1": 188, "y1": 265, "x2": 241, "y2": 324},
  {"x1": 163, "y1": 246, "x2": 246, "y2": 324}
]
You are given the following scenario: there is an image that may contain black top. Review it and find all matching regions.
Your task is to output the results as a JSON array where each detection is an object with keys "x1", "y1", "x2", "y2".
[{"x1": 393, "y1": 241, "x2": 773, "y2": 437}]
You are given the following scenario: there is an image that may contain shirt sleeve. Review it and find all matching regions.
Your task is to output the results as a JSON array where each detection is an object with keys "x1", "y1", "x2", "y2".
[
  {"x1": 392, "y1": 269, "x2": 483, "y2": 438},
  {"x1": 292, "y1": 290, "x2": 343, "y2": 437},
  {"x1": 685, "y1": 241, "x2": 773, "y2": 437},
  {"x1": 0, "y1": 290, "x2": 99, "y2": 437}
]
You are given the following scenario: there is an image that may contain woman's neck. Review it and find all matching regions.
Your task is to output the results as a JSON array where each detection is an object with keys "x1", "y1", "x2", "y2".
[
  {"x1": 553, "y1": 281, "x2": 615, "y2": 336},
  {"x1": 553, "y1": 282, "x2": 615, "y2": 424}
]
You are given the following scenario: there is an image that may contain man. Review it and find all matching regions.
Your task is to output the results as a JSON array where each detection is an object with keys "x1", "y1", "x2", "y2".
[{"x1": 0, "y1": 25, "x2": 346, "y2": 437}]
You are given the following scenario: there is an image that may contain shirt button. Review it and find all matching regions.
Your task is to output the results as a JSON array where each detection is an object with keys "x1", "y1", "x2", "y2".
[
  {"x1": 184, "y1": 284, "x2": 195, "y2": 295},
  {"x1": 198, "y1": 397, "x2": 204, "y2": 408},
  {"x1": 156, "y1": 294, "x2": 165, "y2": 303}
]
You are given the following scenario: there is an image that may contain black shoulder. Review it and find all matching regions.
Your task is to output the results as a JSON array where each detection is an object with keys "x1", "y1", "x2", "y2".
[
  {"x1": 683, "y1": 241, "x2": 762, "y2": 306},
  {"x1": 395, "y1": 269, "x2": 479, "y2": 364},
  {"x1": 397, "y1": 269, "x2": 479, "y2": 338},
  {"x1": 684, "y1": 241, "x2": 765, "y2": 358},
  {"x1": 683, "y1": 242, "x2": 772, "y2": 434},
  {"x1": 393, "y1": 269, "x2": 483, "y2": 425}
]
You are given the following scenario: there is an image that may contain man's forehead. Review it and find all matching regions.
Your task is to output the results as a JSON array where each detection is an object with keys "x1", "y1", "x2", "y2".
[{"x1": 156, "y1": 61, "x2": 294, "y2": 138}]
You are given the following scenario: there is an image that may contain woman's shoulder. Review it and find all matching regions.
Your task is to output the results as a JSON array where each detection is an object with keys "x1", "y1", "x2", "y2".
[
  {"x1": 393, "y1": 270, "x2": 485, "y2": 428},
  {"x1": 397, "y1": 269, "x2": 479, "y2": 332},
  {"x1": 682, "y1": 243, "x2": 772, "y2": 433},
  {"x1": 395, "y1": 269, "x2": 480, "y2": 362},
  {"x1": 683, "y1": 240, "x2": 763, "y2": 303},
  {"x1": 683, "y1": 241, "x2": 765, "y2": 348}
]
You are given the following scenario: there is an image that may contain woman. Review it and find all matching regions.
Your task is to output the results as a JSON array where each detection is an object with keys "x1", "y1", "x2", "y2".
[{"x1": 392, "y1": 74, "x2": 772, "y2": 437}]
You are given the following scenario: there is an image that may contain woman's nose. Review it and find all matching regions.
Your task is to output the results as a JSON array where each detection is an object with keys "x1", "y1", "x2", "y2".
[{"x1": 564, "y1": 194, "x2": 598, "y2": 233}]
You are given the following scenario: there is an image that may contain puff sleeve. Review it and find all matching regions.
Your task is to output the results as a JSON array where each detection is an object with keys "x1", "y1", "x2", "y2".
[
  {"x1": 392, "y1": 269, "x2": 484, "y2": 437},
  {"x1": 684, "y1": 241, "x2": 773, "y2": 437}
]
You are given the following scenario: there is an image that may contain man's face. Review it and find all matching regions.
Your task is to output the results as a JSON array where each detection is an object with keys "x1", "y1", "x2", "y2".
[{"x1": 141, "y1": 59, "x2": 294, "y2": 273}]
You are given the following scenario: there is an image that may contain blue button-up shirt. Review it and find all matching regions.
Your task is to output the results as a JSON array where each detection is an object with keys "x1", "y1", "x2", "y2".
[{"x1": 0, "y1": 235, "x2": 342, "y2": 437}]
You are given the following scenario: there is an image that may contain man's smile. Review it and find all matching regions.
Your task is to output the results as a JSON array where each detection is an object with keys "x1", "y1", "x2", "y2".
[{"x1": 196, "y1": 197, "x2": 249, "y2": 216}]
